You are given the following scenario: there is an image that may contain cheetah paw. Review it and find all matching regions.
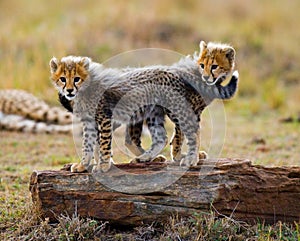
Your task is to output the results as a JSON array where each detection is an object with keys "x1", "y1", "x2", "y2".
[
  {"x1": 199, "y1": 151, "x2": 208, "y2": 160},
  {"x1": 171, "y1": 154, "x2": 184, "y2": 163},
  {"x1": 92, "y1": 160, "x2": 113, "y2": 173},
  {"x1": 129, "y1": 158, "x2": 139, "y2": 164},
  {"x1": 70, "y1": 163, "x2": 88, "y2": 173},
  {"x1": 180, "y1": 154, "x2": 199, "y2": 167},
  {"x1": 130, "y1": 153, "x2": 152, "y2": 163}
]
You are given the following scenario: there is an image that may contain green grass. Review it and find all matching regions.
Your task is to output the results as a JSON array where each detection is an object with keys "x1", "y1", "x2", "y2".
[{"x1": 1, "y1": 0, "x2": 300, "y2": 239}]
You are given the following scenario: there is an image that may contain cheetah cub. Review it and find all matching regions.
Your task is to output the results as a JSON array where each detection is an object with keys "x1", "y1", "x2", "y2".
[{"x1": 49, "y1": 41, "x2": 238, "y2": 172}]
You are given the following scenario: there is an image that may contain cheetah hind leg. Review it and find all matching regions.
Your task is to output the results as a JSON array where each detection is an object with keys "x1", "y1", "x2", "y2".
[
  {"x1": 131, "y1": 110, "x2": 168, "y2": 164},
  {"x1": 125, "y1": 122, "x2": 145, "y2": 156},
  {"x1": 130, "y1": 132, "x2": 168, "y2": 164}
]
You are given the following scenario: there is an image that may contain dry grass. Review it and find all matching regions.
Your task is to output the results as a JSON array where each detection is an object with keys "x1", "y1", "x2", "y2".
[
  {"x1": 1, "y1": 203, "x2": 299, "y2": 240},
  {"x1": 0, "y1": 0, "x2": 300, "y2": 108},
  {"x1": 1, "y1": 116, "x2": 299, "y2": 239},
  {"x1": 1, "y1": 0, "x2": 300, "y2": 240}
]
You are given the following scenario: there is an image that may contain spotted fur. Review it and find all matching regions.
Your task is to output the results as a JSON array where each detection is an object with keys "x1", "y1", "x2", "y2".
[
  {"x1": 50, "y1": 42, "x2": 238, "y2": 172},
  {"x1": 0, "y1": 89, "x2": 74, "y2": 133},
  {"x1": 52, "y1": 58, "x2": 169, "y2": 164},
  {"x1": 0, "y1": 112, "x2": 74, "y2": 134}
]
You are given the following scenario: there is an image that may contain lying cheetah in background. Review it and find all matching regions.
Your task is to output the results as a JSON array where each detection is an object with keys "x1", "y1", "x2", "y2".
[
  {"x1": 50, "y1": 41, "x2": 239, "y2": 172},
  {"x1": 0, "y1": 89, "x2": 74, "y2": 134}
]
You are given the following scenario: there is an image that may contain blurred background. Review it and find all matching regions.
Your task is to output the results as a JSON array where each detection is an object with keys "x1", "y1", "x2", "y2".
[
  {"x1": 1, "y1": 2, "x2": 299, "y2": 238},
  {"x1": 0, "y1": 0, "x2": 299, "y2": 165}
]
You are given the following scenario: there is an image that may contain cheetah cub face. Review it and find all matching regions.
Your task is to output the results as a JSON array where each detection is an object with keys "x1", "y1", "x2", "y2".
[
  {"x1": 197, "y1": 41, "x2": 235, "y2": 85},
  {"x1": 50, "y1": 56, "x2": 91, "y2": 100}
]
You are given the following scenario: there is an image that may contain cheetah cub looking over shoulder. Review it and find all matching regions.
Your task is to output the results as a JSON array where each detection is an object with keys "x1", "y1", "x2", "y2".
[
  {"x1": 198, "y1": 40, "x2": 236, "y2": 85},
  {"x1": 50, "y1": 41, "x2": 238, "y2": 173}
]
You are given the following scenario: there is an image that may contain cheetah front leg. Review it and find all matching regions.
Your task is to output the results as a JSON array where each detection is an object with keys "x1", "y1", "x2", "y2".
[
  {"x1": 180, "y1": 126, "x2": 207, "y2": 167},
  {"x1": 71, "y1": 118, "x2": 97, "y2": 172},
  {"x1": 168, "y1": 111, "x2": 206, "y2": 166},
  {"x1": 170, "y1": 124, "x2": 207, "y2": 164},
  {"x1": 93, "y1": 115, "x2": 114, "y2": 173}
]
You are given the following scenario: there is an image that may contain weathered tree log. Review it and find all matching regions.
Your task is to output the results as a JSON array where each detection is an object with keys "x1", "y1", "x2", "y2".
[{"x1": 29, "y1": 159, "x2": 300, "y2": 225}]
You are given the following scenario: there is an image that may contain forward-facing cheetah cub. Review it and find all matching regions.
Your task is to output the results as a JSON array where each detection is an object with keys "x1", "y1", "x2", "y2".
[
  {"x1": 50, "y1": 58, "x2": 169, "y2": 172},
  {"x1": 50, "y1": 41, "x2": 238, "y2": 172}
]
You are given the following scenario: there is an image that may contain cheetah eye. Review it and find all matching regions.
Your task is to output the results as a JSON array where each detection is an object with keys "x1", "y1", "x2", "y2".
[
  {"x1": 74, "y1": 77, "x2": 81, "y2": 83},
  {"x1": 211, "y1": 64, "x2": 218, "y2": 70},
  {"x1": 60, "y1": 77, "x2": 66, "y2": 83},
  {"x1": 199, "y1": 63, "x2": 204, "y2": 69}
]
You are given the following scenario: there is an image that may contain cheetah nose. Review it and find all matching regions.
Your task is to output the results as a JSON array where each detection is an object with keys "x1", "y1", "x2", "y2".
[
  {"x1": 66, "y1": 89, "x2": 73, "y2": 94},
  {"x1": 203, "y1": 76, "x2": 209, "y2": 81}
]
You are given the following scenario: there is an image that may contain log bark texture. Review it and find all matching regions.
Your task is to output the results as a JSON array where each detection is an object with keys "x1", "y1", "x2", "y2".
[{"x1": 29, "y1": 159, "x2": 300, "y2": 225}]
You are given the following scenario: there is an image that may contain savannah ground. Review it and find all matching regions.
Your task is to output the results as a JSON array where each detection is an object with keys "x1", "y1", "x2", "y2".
[{"x1": 0, "y1": 0, "x2": 299, "y2": 240}]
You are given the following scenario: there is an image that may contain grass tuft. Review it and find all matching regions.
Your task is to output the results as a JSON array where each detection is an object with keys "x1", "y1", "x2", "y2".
[{"x1": 1, "y1": 195, "x2": 299, "y2": 240}]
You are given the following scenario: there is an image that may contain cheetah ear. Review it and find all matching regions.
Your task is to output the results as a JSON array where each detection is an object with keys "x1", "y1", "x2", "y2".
[
  {"x1": 199, "y1": 41, "x2": 207, "y2": 53},
  {"x1": 224, "y1": 47, "x2": 235, "y2": 62},
  {"x1": 50, "y1": 57, "x2": 59, "y2": 73},
  {"x1": 79, "y1": 57, "x2": 91, "y2": 70}
]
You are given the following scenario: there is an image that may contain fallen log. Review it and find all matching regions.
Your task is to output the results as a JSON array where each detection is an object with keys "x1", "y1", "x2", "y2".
[{"x1": 29, "y1": 159, "x2": 300, "y2": 225}]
